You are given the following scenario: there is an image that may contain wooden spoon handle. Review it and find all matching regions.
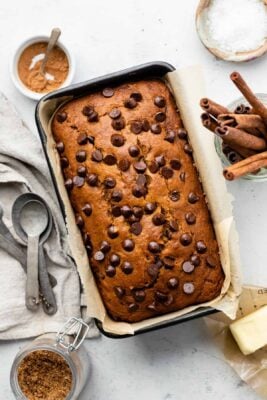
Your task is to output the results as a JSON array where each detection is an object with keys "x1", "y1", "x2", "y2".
[{"x1": 41, "y1": 27, "x2": 61, "y2": 75}]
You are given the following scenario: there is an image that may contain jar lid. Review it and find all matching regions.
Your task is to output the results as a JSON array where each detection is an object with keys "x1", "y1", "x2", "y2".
[{"x1": 56, "y1": 317, "x2": 89, "y2": 352}]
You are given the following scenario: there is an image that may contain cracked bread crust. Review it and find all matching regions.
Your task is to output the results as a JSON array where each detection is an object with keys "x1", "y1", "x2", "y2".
[{"x1": 52, "y1": 79, "x2": 224, "y2": 323}]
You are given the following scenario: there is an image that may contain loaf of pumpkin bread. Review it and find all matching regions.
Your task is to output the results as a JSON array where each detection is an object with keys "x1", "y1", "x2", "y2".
[{"x1": 52, "y1": 79, "x2": 224, "y2": 322}]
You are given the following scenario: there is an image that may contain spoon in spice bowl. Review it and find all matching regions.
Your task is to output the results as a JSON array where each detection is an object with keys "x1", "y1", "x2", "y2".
[
  {"x1": 40, "y1": 27, "x2": 61, "y2": 77},
  {"x1": 196, "y1": 0, "x2": 267, "y2": 62}
]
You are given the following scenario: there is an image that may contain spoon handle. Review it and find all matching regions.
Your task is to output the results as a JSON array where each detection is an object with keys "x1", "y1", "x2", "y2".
[
  {"x1": 38, "y1": 245, "x2": 57, "y2": 315},
  {"x1": 40, "y1": 27, "x2": 61, "y2": 75},
  {"x1": 26, "y1": 235, "x2": 40, "y2": 311},
  {"x1": 0, "y1": 231, "x2": 26, "y2": 264},
  {"x1": 0, "y1": 208, "x2": 19, "y2": 245}
]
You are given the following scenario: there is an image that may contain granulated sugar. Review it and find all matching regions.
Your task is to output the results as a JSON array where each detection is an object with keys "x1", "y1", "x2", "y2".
[{"x1": 206, "y1": 0, "x2": 267, "y2": 53}]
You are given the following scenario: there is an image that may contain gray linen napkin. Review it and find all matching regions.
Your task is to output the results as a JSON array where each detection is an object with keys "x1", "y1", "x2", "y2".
[{"x1": 0, "y1": 92, "x2": 99, "y2": 339}]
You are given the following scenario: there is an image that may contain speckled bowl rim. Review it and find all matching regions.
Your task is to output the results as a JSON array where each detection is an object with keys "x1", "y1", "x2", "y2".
[
  {"x1": 10, "y1": 35, "x2": 75, "y2": 101},
  {"x1": 196, "y1": 0, "x2": 267, "y2": 62}
]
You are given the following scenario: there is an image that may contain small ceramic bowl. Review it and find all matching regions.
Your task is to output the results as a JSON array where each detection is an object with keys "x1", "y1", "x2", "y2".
[
  {"x1": 214, "y1": 93, "x2": 267, "y2": 181},
  {"x1": 10, "y1": 35, "x2": 75, "y2": 101},
  {"x1": 196, "y1": 0, "x2": 267, "y2": 62}
]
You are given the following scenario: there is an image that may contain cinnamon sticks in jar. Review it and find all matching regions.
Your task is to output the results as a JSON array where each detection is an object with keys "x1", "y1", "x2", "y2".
[{"x1": 200, "y1": 72, "x2": 267, "y2": 181}]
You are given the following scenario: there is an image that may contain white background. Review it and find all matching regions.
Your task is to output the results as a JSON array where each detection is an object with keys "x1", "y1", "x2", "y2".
[{"x1": 0, "y1": 0, "x2": 267, "y2": 399}]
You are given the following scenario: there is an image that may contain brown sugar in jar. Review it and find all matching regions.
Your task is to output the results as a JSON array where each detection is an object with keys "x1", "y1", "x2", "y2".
[
  {"x1": 17, "y1": 350, "x2": 72, "y2": 400},
  {"x1": 11, "y1": 326, "x2": 90, "y2": 400},
  {"x1": 18, "y1": 42, "x2": 69, "y2": 93}
]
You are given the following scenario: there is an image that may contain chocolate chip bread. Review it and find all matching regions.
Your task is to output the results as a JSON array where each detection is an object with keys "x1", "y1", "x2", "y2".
[{"x1": 52, "y1": 79, "x2": 224, "y2": 323}]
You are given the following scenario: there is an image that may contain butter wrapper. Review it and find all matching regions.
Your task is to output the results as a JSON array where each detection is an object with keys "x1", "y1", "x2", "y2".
[{"x1": 205, "y1": 285, "x2": 267, "y2": 398}]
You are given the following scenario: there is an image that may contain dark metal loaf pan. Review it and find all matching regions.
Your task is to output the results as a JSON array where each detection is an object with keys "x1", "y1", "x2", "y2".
[{"x1": 35, "y1": 61, "x2": 216, "y2": 338}]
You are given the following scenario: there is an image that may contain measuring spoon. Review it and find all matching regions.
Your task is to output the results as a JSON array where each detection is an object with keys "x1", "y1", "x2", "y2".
[
  {"x1": 12, "y1": 194, "x2": 57, "y2": 314},
  {"x1": 38, "y1": 203, "x2": 57, "y2": 316},
  {"x1": 21, "y1": 200, "x2": 48, "y2": 310},
  {"x1": 0, "y1": 202, "x2": 57, "y2": 288},
  {"x1": 13, "y1": 195, "x2": 48, "y2": 311}
]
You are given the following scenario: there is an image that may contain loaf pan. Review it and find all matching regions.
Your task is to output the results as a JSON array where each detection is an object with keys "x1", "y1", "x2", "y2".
[{"x1": 35, "y1": 62, "x2": 217, "y2": 338}]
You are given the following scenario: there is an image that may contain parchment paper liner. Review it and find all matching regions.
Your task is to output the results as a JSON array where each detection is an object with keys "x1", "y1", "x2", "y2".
[
  {"x1": 205, "y1": 285, "x2": 267, "y2": 399},
  {"x1": 39, "y1": 65, "x2": 242, "y2": 335}
]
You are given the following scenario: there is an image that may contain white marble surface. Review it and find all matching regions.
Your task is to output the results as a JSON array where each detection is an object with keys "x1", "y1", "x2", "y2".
[{"x1": 0, "y1": 0, "x2": 267, "y2": 399}]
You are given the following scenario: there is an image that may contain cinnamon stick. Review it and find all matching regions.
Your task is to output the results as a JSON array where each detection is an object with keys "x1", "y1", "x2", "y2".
[
  {"x1": 234, "y1": 104, "x2": 251, "y2": 114},
  {"x1": 222, "y1": 144, "x2": 233, "y2": 155},
  {"x1": 222, "y1": 143, "x2": 243, "y2": 163},
  {"x1": 230, "y1": 72, "x2": 267, "y2": 128},
  {"x1": 215, "y1": 126, "x2": 266, "y2": 151},
  {"x1": 222, "y1": 143, "x2": 256, "y2": 158},
  {"x1": 223, "y1": 151, "x2": 267, "y2": 180},
  {"x1": 200, "y1": 98, "x2": 229, "y2": 118},
  {"x1": 218, "y1": 114, "x2": 267, "y2": 137},
  {"x1": 226, "y1": 143, "x2": 257, "y2": 158},
  {"x1": 201, "y1": 112, "x2": 218, "y2": 133},
  {"x1": 227, "y1": 151, "x2": 243, "y2": 164}
]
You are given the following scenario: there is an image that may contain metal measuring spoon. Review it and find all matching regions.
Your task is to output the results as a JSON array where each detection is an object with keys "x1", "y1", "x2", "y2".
[
  {"x1": 38, "y1": 204, "x2": 58, "y2": 316},
  {"x1": 12, "y1": 194, "x2": 57, "y2": 314},
  {"x1": 0, "y1": 203, "x2": 57, "y2": 289},
  {"x1": 20, "y1": 199, "x2": 49, "y2": 310}
]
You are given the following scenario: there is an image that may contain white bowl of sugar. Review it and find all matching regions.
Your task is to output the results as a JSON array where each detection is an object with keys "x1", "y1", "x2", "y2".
[{"x1": 196, "y1": 0, "x2": 267, "y2": 62}]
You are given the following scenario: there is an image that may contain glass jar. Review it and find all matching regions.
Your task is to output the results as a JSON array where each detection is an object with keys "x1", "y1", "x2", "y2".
[
  {"x1": 214, "y1": 93, "x2": 267, "y2": 181},
  {"x1": 10, "y1": 318, "x2": 90, "y2": 400}
]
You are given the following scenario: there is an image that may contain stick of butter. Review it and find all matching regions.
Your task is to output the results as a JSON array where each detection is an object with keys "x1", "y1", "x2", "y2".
[{"x1": 230, "y1": 305, "x2": 267, "y2": 355}]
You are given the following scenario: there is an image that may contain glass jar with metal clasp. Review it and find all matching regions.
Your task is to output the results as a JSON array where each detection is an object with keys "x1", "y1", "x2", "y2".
[{"x1": 10, "y1": 317, "x2": 91, "y2": 400}]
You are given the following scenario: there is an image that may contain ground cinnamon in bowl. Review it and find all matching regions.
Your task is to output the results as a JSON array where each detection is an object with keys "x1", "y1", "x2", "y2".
[
  {"x1": 17, "y1": 349, "x2": 73, "y2": 400},
  {"x1": 18, "y1": 41, "x2": 69, "y2": 94}
]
